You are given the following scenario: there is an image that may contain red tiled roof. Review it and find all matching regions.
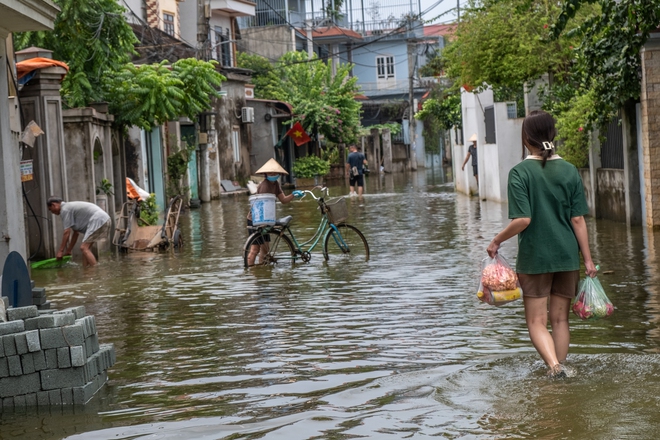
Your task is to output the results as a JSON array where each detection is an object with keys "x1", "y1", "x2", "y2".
[
  {"x1": 424, "y1": 24, "x2": 456, "y2": 38},
  {"x1": 301, "y1": 26, "x2": 363, "y2": 40}
]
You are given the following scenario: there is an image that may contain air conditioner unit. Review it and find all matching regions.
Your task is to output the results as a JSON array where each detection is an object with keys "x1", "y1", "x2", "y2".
[{"x1": 241, "y1": 107, "x2": 255, "y2": 124}]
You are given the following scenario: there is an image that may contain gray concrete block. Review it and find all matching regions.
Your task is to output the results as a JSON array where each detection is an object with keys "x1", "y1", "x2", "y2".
[
  {"x1": 0, "y1": 335, "x2": 3, "y2": 357},
  {"x1": 7, "y1": 306, "x2": 38, "y2": 321},
  {"x1": 40, "y1": 367, "x2": 86, "y2": 390},
  {"x1": 37, "y1": 301, "x2": 51, "y2": 311},
  {"x1": 25, "y1": 393, "x2": 37, "y2": 407},
  {"x1": 14, "y1": 332, "x2": 28, "y2": 355},
  {"x1": 52, "y1": 312, "x2": 75, "y2": 326},
  {"x1": 0, "y1": 373, "x2": 41, "y2": 398},
  {"x1": 21, "y1": 353, "x2": 35, "y2": 374},
  {"x1": 0, "y1": 357, "x2": 8, "y2": 378},
  {"x1": 26, "y1": 330, "x2": 40, "y2": 352},
  {"x1": 44, "y1": 349, "x2": 57, "y2": 369},
  {"x1": 0, "y1": 320, "x2": 25, "y2": 336},
  {"x1": 2, "y1": 397, "x2": 12, "y2": 410},
  {"x1": 40, "y1": 327, "x2": 67, "y2": 349},
  {"x1": 89, "y1": 334, "x2": 99, "y2": 354},
  {"x1": 7, "y1": 355, "x2": 22, "y2": 376},
  {"x1": 32, "y1": 287, "x2": 46, "y2": 299},
  {"x1": 48, "y1": 389, "x2": 62, "y2": 405},
  {"x1": 3, "y1": 335, "x2": 16, "y2": 356},
  {"x1": 61, "y1": 306, "x2": 85, "y2": 320},
  {"x1": 32, "y1": 296, "x2": 47, "y2": 306},
  {"x1": 76, "y1": 317, "x2": 91, "y2": 338},
  {"x1": 63, "y1": 323, "x2": 84, "y2": 346},
  {"x1": 57, "y1": 347, "x2": 71, "y2": 368},
  {"x1": 32, "y1": 351, "x2": 46, "y2": 371},
  {"x1": 61, "y1": 387, "x2": 73, "y2": 405},
  {"x1": 72, "y1": 386, "x2": 85, "y2": 405},
  {"x1": 2, "y1": 297, "x2": 8, "y2": 309},
  {"x1": 13, "y1": 394, "x2": 26, "y2": 410},
  {"x1": 70, "y1": 346, "x2": 85, "y2": 367},
  {"x1": 37, "y1": 391, "x2": 49, "y2": 406}
]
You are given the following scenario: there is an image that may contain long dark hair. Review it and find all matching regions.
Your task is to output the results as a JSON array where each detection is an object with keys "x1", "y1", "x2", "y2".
[{"x1": 521, "y1": 110, "x2": 557, "y2": 168}]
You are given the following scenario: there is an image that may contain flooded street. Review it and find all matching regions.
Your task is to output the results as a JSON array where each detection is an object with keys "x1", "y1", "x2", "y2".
[{"x1": 6, "y1": 168, "x2": 660, "y2": 439}]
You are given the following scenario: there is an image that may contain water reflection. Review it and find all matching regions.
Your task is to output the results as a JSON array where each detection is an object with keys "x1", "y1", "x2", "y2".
[{"x1": 4, "y1": 167, "x2": 660, "y2": 439}]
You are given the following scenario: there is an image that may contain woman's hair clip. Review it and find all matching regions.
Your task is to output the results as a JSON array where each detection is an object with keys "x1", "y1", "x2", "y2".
[{"x1": 542, "y1": 141, "x2": 554, "y2": 151}]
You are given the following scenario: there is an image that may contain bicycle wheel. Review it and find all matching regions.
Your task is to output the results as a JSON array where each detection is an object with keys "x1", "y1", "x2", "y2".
[
  {"x1": 323, "y1": 224, "x2": 369, "y2": 262},
  {"x1": 243, "y1": 230, "x2": 296, "y2": 268}
]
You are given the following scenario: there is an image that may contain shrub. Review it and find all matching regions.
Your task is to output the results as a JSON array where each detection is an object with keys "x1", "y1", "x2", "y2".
[{"x1": 292, "y1": 155, "x2": 330, "y2": 178}]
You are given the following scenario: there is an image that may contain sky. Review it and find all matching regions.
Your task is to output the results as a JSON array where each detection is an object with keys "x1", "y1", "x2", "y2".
[{"x1": 419, "y1": 0, "x2": 462, "y2": 24}]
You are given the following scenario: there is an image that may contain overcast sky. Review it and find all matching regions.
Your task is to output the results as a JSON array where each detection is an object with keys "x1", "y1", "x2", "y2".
[{"x1": 420, "y1": 0, "x2": 462, "y2": 24}]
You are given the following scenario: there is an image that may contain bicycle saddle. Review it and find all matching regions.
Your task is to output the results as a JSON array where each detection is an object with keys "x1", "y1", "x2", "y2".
[{"x1": 275, "y1": 215, "x2": 293, "y2": 227}]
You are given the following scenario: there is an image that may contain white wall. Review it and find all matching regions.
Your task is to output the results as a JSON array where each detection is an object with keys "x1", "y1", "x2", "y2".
[
  {"x1": 453, "y1": 89, "x2": 492, "y2": 196},
  {"x1": 454, "y1": 90, "x2": 524, "y2": 203}
]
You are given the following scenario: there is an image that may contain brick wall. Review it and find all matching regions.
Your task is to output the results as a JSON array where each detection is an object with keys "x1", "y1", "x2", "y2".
[{"x1": 640, "y1": 34, "x2": 660, "y2": 228}]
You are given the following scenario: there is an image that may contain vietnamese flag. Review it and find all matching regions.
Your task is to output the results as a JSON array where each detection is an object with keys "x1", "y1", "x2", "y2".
[{"x1": 286, "y1": 122, "x2": 311, "y2": 146}]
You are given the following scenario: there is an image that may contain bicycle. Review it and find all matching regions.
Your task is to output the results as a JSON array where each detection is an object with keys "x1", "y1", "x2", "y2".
[{"x1": 243, "y1": 187, "x2": 369, "y2": 267}]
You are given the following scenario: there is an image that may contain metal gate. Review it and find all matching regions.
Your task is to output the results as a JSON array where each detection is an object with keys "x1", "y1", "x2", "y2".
[{"x1": 600, "y1": 114, "x2": 624, "y2": 169}]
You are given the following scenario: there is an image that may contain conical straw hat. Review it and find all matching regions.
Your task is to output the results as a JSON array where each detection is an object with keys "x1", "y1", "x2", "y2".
[
  {"x1": 469, "y1": 133, "x2": 478, "y2": 142},
  {"x1": 256, "y1": 158, "x2": 289, "y2": 175}
]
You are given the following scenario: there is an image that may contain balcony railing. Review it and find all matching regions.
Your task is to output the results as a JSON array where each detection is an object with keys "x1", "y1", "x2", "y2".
[{"x1": 238, "y1": 0, "x2": 421, "y2": 37}]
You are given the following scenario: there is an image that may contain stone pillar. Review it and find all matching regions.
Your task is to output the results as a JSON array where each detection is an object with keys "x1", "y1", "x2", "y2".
[
  {"x1": 370, "y1": 128, "x2": 381, "y2": 173},
  {"x1": 17, "y1": 47, "x2": 68, "y2": 259},
  {"x1": 382, "y1": 128, "x2": 393, "y2": 173},
  {"x1": 640, "y1": 33, "x2": 660, "y2": 228},
  {"x1": 0, "y1": 36, "x2": 27, "y2": 262}
]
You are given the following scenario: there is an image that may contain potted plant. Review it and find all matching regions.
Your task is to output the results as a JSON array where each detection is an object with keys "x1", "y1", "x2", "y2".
[
  {"x1": 95, "y1": 178, "x2": 114, "y2": 212},
  {"x1": 292, "y1": 155, "x2": 330, "y2": 187}
]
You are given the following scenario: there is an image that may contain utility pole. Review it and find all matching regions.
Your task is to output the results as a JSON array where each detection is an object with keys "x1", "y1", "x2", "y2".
[
  {"x1": 307, "y1": 20, "x2": 314, "y2": 59},
  {"x1": 407, "y1": 41, "x2": 418, "y2": 171},
  {"x1": 457, "y1": 0, "x2": 460, "y2": 22},
  {"x1": 197, "y1": 0, "x2": 210, "y2": 61}
]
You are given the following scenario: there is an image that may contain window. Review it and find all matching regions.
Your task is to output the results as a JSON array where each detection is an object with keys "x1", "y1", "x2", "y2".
[
  {"x1": 163, "y1": 12, "x2": 175, "y2": 36},
  {"x1": 232, "y1": 126, "x2": 241, "y2": 163},
  {"x1": 485, "y1": 106, "x2": 496, "y2": 144},
  {"x1": 215, "y1": 27, "x2": 233, "y2": 67},
  {"x1": 376, "y1": 56, "x2": 395, "y2": 80},
  {"x1": 506, "y1": 103, "x2": 517, "y2": 119}
]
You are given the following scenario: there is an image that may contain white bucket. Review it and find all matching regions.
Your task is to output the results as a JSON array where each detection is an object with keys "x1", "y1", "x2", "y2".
[{"x1": 249, "y1": 194, "x2": 277, "y2": 226}]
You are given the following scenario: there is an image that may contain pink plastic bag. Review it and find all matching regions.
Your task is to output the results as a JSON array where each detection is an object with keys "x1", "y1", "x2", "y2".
[{"x1": 477, "y1": 254, "x2": 522, "y2": 306}]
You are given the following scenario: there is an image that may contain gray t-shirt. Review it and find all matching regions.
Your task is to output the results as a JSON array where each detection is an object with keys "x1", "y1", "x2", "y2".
[{"x1": 60, "y1": 201, "x2": 110, "y2": 235}]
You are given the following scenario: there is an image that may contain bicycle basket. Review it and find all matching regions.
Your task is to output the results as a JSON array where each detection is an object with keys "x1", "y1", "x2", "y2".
[{"x1": 326, "y1": 197, "x2": 348, "y2": 224}]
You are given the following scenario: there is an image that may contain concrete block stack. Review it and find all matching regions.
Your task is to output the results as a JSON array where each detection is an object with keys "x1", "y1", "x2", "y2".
[{"x1": 0, "y1": 299, "x2": 115, "y2": 409}]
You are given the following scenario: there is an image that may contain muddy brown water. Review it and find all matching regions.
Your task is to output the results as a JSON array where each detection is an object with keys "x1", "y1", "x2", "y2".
[{"x1": 5, "y1": 168, "x2": 660, "y2": 439}]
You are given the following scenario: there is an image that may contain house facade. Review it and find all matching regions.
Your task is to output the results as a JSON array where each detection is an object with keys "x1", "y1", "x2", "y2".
[{"x1": 0, "y1": 1, "x2": 59, "y2": 264}]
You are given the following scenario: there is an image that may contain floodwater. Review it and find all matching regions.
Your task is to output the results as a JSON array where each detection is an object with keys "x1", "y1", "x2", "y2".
[{"x1": 6, "y1": 168, "x2": 660, "y2": 439}]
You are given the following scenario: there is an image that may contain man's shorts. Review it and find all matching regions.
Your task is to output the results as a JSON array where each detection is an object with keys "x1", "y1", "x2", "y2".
[
  {"x1": 349, "y1": 175, "x2": 364, "y2": 187},
  {"x1": 517, "y1": 271, "x2": 580, "y2": 299},
  {"x1": 472, "y1": 165, "x2": 478, "y2": 176},
  {"x1": 247, "y1": 219, "x2": 270, "y2": 245},
  {"x1": 83, "y1": 219, "x2": 111, "y2": 243}
]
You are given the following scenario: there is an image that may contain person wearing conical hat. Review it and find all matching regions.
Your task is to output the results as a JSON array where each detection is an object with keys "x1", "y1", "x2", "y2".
[
  {"x1": 246, "y1": 158, "x2": 303, "y2": 266},
  {"x1": 461, "y1": 133, "x2": 479, "y2": 186}
]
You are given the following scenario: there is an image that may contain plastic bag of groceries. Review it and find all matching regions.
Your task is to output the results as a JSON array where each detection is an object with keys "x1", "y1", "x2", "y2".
[
  {"x1": 572, "y1": 276, "x2": 614, "y2": 320},
  {"x1": 477, "y1": 254, "x2": 522, "y2": 306}
]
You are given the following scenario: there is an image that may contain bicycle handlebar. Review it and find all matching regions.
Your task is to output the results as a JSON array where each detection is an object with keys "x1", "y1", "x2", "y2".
[{"x1": 297, "y1": 186, "x2": 329, "y2": 201}]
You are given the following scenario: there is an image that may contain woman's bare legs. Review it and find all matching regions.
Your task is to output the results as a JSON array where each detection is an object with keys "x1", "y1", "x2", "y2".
[
  {"x1": 523, "y1": 296, "x2": 561, "y2": 369},
  {"x1": 548, "y1": 295, "x2": 572, "y2": 362}
]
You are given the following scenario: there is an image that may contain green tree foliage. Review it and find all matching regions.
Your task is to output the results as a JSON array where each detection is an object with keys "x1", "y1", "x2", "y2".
[
  {"x1": 419, "y1": 48, "x2": 445, "y2": 78},
  {"x1": 416, "y1": 88, "x2": 462, "y2": 131},
  {"x1": 240, "y1": 51, "x2": 362, "y2": 144},
  {"x1": 236, "y1": 52, "x2": 280, "y2": 97},
  {"x1": 443, "y1": 0, "x2": 572, "y2": 92},
  {"x1": 14, "y1": 0, "x2": 138, "y2": 108},
  {"x1": 105, "y1": 59, "x2": 225, "y2": 132},
  {"x1": 553, "y1": 0, "x2": 660, "y2": 128}
]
